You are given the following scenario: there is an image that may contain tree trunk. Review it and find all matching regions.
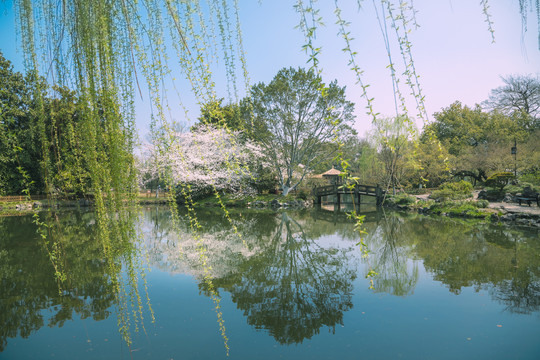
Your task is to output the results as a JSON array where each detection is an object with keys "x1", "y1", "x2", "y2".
[
  {"x1": 282, "y1": 178, "x2": 293, "y2": 196},
  {"x1": 282, "y1": 185, "x2": 292, "y2": 196}
]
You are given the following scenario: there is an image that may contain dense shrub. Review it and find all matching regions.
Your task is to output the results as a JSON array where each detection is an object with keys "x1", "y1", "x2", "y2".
[
  {"x1": 175, "y1": 183, "x2": 215, "y2": 203},
  {"x1": 429, "y1": 189, "x2": 454, "y2": 202},
  {"x1": 248, "y1": 167, "x2": 279, "y2": 194},
  {"x1": 520, "y1": 173, "x2": 540, "y2": 186},
  {"x1": 499, "y1": 182, "x2": 540, "y2": 197},
  {"x1": 474, "y1": 199, "x2": 489, "y2": 208},
  {"x1": 386, "y1": 193, "x2": 416, "y2": 206},
  {"x1": 426, "y1": 200, "x2": 488, "y2": 218},
  {"x1": 430, "y1": 180, "x2": 473, "y2": 201},
  {"x1": 296, "y1": 177, "x2": 327, "y2": 200},
  {"x1": 296, "y1": 187, "x2": 310, "y2": 200},
  {"x1": 484, "y1": 172, "x2": 515, "y2": 191},
  {"x1": 478, "y1": 188, "x2": 505, "y2": 201},
  {"x1": 442, "y1": 180, "x2": 473, "y2": 193}
]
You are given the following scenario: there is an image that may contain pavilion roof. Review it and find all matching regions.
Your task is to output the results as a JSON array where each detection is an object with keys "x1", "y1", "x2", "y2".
[{"x1": 321, "y1": 167, "x2": 341, "y2": 176}]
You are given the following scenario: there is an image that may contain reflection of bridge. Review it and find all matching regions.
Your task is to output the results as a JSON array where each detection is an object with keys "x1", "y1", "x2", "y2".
[
  {"x1": 310, "y1": 207, "x2": 383, "y2": 225},
  {"x1": 313, "y1": 184, "x2": 385, "y2": 206}
]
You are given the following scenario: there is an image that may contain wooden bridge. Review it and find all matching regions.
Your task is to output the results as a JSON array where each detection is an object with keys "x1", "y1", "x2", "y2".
[{"x1": 312, "y1": 183, "x2": 385, "y2": 206}]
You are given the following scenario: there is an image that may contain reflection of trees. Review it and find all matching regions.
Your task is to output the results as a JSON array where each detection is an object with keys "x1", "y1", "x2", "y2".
[
  {"x1": 491, "y1": 275, "x2": 540, "y2": 315},
  {"x1": 0, "y1": 212, "x2": 116, "y2": 351},
  {"x1": 142, "y1": 207, "x2": 540, "y2": 345},
  {"x1": 217, "y1": 212, "x2": 356, "y2": 344},
  {"x1": 142, "y1": 206, "x2": 183, "y2": 272},
  {"x1": 144, "y1": 209, "x2": 358, "y2": 345},
  {"x1": 488, "y1": 230, "x2": 540, "y2": 315},
  {"x1": 308, "y1": 207, "x2": 381, "y2": 240},
  {"x1": 355, "y1": 210, "x2": 540, "y2": 313},
  {"x1": 142, "y1": 208, "x2": 279, "y2": 278},
  {"x1": 407, "y1": 215, "x2": 540, "y2": 314},
  {"x1": 367, "y1": 212, "x2": 419, "y2": 297}
]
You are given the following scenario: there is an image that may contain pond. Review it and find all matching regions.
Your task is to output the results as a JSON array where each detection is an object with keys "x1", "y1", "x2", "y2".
[{"x1": 1, "y1": 206, "x2": 539, "y2": 359}]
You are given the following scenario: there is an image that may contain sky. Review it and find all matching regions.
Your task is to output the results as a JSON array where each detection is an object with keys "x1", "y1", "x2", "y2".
[{"x1": 0, "y1": 0, "x2": 539, "y2": 139}]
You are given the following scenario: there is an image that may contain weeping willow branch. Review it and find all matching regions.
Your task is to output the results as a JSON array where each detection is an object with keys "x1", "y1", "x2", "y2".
[
  {"x1": 10, "y1": 0, "x2": 539, "y2": 350},
  {"x1": 480, "y1": 0, "x2": 496, "y2": 43}
]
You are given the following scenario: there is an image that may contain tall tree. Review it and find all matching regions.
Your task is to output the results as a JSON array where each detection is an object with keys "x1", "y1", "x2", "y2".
[
  {"x1": 192, "y1": 99, "x2": 243, "y2": 133},
  {"x1": 428, "y1": 101, "x2": 532, "y2": 181},
  {"x1": 407, "y1": 132, "x2": 450, "y2": 188},
  {"x1": 248, "y1": 67, "x2": 355, "y2": 195},
  {"x1": 44, "y1": 86, "x2": 91, "y2": 196},
  {"x1": 0, "y1": 52, "x2": 46, "y2": 194},
  {"x1": 483, "y1": 74, "x2": 540, "y2": 130},
  {"x1": 0, "y1": 52, "x2": 91, "y2": 196},
  {"x1": 371, "y1": 115, "x2": 414, "y2": 194}
]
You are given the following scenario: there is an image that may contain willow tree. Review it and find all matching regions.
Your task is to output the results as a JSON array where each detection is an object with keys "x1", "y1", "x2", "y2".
[
  {"x1": 371, "y1": 115, "x2": 415, "y2": 195},
  {"x1": 10, "y1": 0, "x2": 540, "y2": 351},
  {"x1": 12, "y1": 0, "x2": 251, "y2": 350},
  {"x1": 12, "y1": 1, "x2": 539, "y2": 202}
]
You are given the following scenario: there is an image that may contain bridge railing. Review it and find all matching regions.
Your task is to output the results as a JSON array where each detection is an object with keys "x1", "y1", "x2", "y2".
[
  {"x1": 313, "y1": 184, "x2": 382, "y2": 195},
  {"x1": 312, "y1": 185, "x2": 336, "y2": 195},
  {"x1": 355, "y1": 185, "x2": 375, "y2": 193}
]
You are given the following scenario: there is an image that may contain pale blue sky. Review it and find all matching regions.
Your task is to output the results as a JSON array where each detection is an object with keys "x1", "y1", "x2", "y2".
[{"x1": 1, "y1": 0, "x2": 539, "y2": 138}]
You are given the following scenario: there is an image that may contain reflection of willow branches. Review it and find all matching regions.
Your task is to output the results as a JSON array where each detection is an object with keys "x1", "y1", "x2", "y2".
[
  {"x1": 367, "y1": 211, "x2": 418, "y2": 297},
  {"x1": 177, "y1": 183, "x2": 230, "y2": 355},
  {"x1": 89, "y1": 209, "x2": 154, "y2": 347},
  {"x1": 33, "y1": 209, "x2": 155, "y2": 347},
  {"x1": 142, "y1": 207, "x2": 182, "y2": 271},
  {"x1": 0, "y1": 212, "x2": 118, "y2": 351},
  {"x1": 221, "y1": 212, "x2": 356, "y2": 344}
]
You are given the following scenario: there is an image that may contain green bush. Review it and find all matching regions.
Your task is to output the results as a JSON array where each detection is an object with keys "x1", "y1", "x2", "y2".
[
  {"x1": 296, "y1": 187, "x2": 310, "y2": 200},
  {"x1": 474, "y1": 199, "x2": 489, "y2": 208},
  {"x1": 503, "y1": 182, "x2": 540, "y2": 196},
  {"x1": 430, "y1": 180, "x2": 473, "y2": 201},
  {"x1": 176, "y1": 183, "x2": 213, "y2": 203},
  {"x1": 484, "y1": 172, "x2": 515, "y2": 191},
  {"x1": 429, "y1": 189, "x2": 454, "y2": 202},
  {"x1": 441, "y1": 180, "x2": 473, "y2": 193},
  {"x1": 248, "y1": 167, "x2": 279, "y2": 194},
  {"x1": 386, "y1": 193, "x2": 416, "y2": 206},
  {"x1": 397, "y1": 194, "x2": 416, "y2": 205},
  {"x1": 481, "y1": 187, "x2": 505, "y2": 201},
  {"x1": 520, "y1": 173, "x2": 540, "y2": 186},
  {"x1": 447, "y1": 203, "x2": 476, "y2": 214},
  {"x1": 427, "y1": 200, "x2": 488, "y2": 218}
]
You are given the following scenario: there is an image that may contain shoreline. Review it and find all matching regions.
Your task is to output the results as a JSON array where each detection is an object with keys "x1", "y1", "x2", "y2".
[
  {"x1": 405, "y1": 191, "x2": 540, "y2": 228},
  {"x1": 1, "y1": 194, "x2": 539, "y2": 228}
]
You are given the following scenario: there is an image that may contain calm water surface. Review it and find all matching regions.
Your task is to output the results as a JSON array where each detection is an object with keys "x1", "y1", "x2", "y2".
[{"x1": 1, "y1": 206, "x2": 539, "y2": 359}]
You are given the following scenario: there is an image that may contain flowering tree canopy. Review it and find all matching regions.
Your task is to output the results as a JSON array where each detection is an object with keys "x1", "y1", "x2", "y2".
[{"x1": 140, "y1": 126, "x2": 264, "y2": 197}]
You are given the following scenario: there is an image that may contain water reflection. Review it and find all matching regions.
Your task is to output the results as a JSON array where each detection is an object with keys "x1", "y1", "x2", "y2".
[
  {"x1": 1, "y1": 207, "x2": 539, "y2": 353},
  {"x1": 366, "y1": 212, "x2": 419, "y2": 296},
  {"x1": 142, "y1": 207, "x2": 540, "y2": 342},
  {"x1": 0, "y1": 212, "x2": 114, "y2": 352},
  {"x1": 367, "y1": 212, "x2": 540, "y2": 315},
  {"x1": 142, "y1": 209, "x2": 359, "y2": 344},
  {"x1": 214, "y1": 212, "x2": 356, "y2": 344}
]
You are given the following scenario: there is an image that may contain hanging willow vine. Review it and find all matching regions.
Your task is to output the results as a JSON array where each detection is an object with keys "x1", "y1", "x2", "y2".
[
  {"x1": 11, "y1": 0, "x2": 540, "y2": 354},
  {"x1": 12, "y1": 0, "x2": 250, "y2": 353}
]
